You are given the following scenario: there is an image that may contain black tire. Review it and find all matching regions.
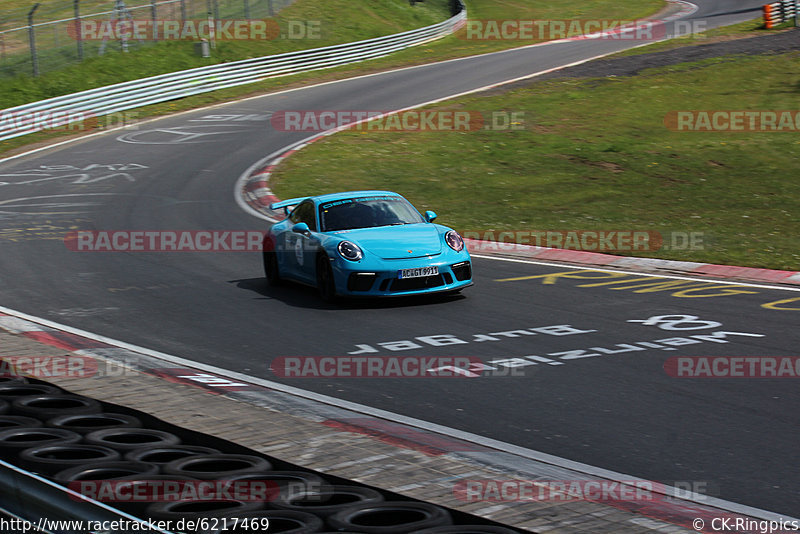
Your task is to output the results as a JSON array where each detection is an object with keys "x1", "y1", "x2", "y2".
[
  {"x1": 271, "y1": 484, "x2": 383, "y2": 518},
  {"x1": 0, "y1": 415, "x2": 43, "y2": 429},
  {"x1": 0, "y1": 398, "x2": 7, "y2": 415},
  {"x1": 410, "y1": 526, "x2": 520, "y2": 534},
  {"x1": 53, "y1": 460, "x2": 160, "y2": 484},
  {"x1": 163, "y1": 453, "x2": 272, "y2": 480},
  {"x1": 145, "y1": 499, "x2": 265, "y2": 526},
  {"x1": 125, "y1": 445, "x2": 219, "y2": 465},
  {"x1": 84, "y1": 428, "x2": 181, "y2": 452},
  {"x1": 316, "y1": 253, "x2": 337, "y2": 302},
  {"x1": 220, "y1": 471, "x2": 330, "y2": 505},
  {"x1": 207, "y1": 510, "x2": 324, "y2": 534},
  {"x1": 0, "y1": 376, "x2": 28, "y2": 385},
  {"x1": 12, "y1": 394, "x2": 101, "y2": 419},
  {"x1": 0, "y1": 427, "x2": 81, "y2": 454},
  {"x1": 0, "y1": 384, "x2": 63, "y2": 403},
  {"x1": 100, "y1": 474, "x2": 200, "y2": 514},
  {"x1": 263, "y1": 250, "x2": 282, "y2": 286},
  {"x1": 18, "y1": 444, "x2": 121, "y2": 474},
  {"x1": 46, "y1": 412, "x2": 142, "y2": 434},
  {"x1": 327, "y1": 502, "x2": 452, "y2": 533}
]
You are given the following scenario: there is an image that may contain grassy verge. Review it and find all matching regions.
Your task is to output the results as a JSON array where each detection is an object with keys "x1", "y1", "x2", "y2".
[
  {"x1": 611, "y1": 19, "x2": 788, "y2": 57},
  {"x1": 270, "y1": 51, "x2": 800, "y2": 270},
  {"x1": 0, "y1": 0, "x2": 665, "y2": 156},
  {"x1": 0, "y1": 0, "x2": 451, "y2": 104}
]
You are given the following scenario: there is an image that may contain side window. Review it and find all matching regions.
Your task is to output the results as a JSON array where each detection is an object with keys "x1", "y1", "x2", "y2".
[{"x1": 289, "y1": 201, "x2": 317, "y2": 231}]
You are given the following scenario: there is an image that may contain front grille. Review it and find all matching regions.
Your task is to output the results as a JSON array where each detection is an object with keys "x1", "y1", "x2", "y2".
[
  {"x1": 390, "y1": 274, "x2": 445, "y2": 292},
  {"x1": 451, "y1": 261, "x2": 472, "y2": 281}
]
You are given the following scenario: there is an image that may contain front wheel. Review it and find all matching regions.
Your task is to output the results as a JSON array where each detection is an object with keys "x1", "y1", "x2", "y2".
[{"x1": 316, "y1": 254, "x2": 337, "y2": 302}]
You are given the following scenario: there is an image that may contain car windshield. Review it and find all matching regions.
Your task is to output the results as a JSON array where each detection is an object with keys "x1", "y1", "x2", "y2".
[{"x1": 319, "y1": 195, "x2": 425, "y2": 232}]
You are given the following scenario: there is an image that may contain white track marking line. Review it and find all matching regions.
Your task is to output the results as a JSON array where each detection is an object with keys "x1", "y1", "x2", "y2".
[
  {"x1": 1, "y1": 1, "x2": 697, "y2": 166},
  {"x1": 471, "y1": 254, "x2": 800, "y2": 293},
  {"x1": 0, "y1": 302, "x2": 796, "y2": 522}
]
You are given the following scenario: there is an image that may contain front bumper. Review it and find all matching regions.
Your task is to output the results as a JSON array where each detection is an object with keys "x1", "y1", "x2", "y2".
[{"x1": 331, "y1": 255, "x2": 473, "y2": 297}]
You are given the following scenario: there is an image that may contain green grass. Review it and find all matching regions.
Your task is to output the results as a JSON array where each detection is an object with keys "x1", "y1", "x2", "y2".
[
  {"x1": 0, "y1": 0, "x2": 452, "y2": 104},
  {"x1": 610, "y1": 18, "x2": 787, "y2": 57},
  {"x1": 0, "y1": 0, "x2": 667, "y2": 157},
  {"x1": 270, "y1": 51, "x2": 800, "y2": 270}
]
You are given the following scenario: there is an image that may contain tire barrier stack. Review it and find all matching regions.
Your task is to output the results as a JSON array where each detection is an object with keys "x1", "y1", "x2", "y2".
[
  {"x1": 0, "y1": 375, "x2": 522, "y2": 533},
  {"x1": 763, "y1": 0, "x2": 798, "y2": 28}
]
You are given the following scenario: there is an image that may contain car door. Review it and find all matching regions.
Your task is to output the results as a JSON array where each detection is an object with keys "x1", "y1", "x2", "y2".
[{"x1": 284, "y1": 200, "x2": 319, "y2": 284}]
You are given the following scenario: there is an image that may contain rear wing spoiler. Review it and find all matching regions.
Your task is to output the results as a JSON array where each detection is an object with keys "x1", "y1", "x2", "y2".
[{"x1": 270, "y1": 197, "x2": 309, "y2": 216}]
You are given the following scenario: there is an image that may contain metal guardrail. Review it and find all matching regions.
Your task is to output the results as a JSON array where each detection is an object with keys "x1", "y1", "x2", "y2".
[
  {"x1": 763, "y1": 0, "x2": 799, "y2": 28},
  {"x1": 0, "y1": 459, "x2": 173, "y2": 534},
  {"x1": 0, "y1": 3, "x2": 466, "y2": 142}
]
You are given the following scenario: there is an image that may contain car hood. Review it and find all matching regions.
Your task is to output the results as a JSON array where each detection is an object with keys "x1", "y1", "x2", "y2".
[{"x1": 335, "y1": 224, "x2": 443, "y2": 259}]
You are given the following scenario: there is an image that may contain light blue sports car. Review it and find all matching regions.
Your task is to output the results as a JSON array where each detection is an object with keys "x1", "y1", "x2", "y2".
[{"x1": 262, "y1": 191, "x2": 472, "y2": 300}]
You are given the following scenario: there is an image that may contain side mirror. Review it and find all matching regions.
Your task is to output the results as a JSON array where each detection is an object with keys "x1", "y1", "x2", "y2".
[
  {"x1": 424, "y1": 211, "x2": 437, "y2": 223},
  {"x1": 292, "y1": 222, "x2": 310, "y2": 235}
]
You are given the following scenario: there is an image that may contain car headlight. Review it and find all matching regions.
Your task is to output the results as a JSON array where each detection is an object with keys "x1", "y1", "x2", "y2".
[
  {"x1": 445, "y1": 230, "x2": 464, "y2": 252},
  {"x1": 337, "y1": 241, "x2": 363, "y2": 261}
]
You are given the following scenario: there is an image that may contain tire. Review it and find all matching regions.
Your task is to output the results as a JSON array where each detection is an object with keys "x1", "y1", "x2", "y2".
[
  {"x1": 207, "y1": 510, "x2": 323, "y2": 534},
  {"x1": 0, "y1": 415, "x2": 43, "y2": 429},
  {"x1": 0, "y1": 399, "x2": 7, "y2": 415},
  {"x1": 163, "y1": 453, "x2": 272, "y2": 480},
  {"x1": 316, "y1": 253, "x2": 337, "y2": 302},
  {"x1": 271, "y1": 484, "x2": 383, "y2": 518},
  {"x1": 327, "y1": 501, "x2": 452, "y2": 533},
  {"x1": 0, "y1": 376, "x2": 28, "y2": 385},
  {"x1": 53, "y1": 460, "x2": 159, "y2": 484},
  {"x1": 125, "y1": 445, "x2": 219, "y2": 465},
  {"x1": 84, "y1": 428, "x2": 181, "y2": 452},
  {"x1": 263, "y1": 250, "x2": 282, "y2": 286},
  {"x1": 0, "y1": 384, "x2": 63, "y2": 403},
  {"x1": 0, "y1": 427, "x2": 81, "y2": 454},
  {"x1": 145, "y1": 499, "x2": 265, "y2": 526},
  {"x1": 12, "y1": 394, "x2": 101, "y2": 419},
  {"x1": 101, "y1": 474, "x2": 200, "y2": 514},
  {"x1": 410, "y1": 527, "x2": 520, "y2": 534},
  {"x1": 220, "y1": 471, "x2": 330, "y2": 505},
  {"x1": 46, "y1": 412, "x2": 142, "y2": 434},
  {"x1": 18, "y1": 444, "x2": 121, "y2": 474}
]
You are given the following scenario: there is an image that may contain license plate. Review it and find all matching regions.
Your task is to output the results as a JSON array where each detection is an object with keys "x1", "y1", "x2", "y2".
[{"x1": 398, "y1": 266, "x2": 439, "y2": 279}]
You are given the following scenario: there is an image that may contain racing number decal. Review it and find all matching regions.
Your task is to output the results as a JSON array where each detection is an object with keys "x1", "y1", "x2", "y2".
[{"x1": 294, "y1": 235, "x2": 304, "y2": 266}]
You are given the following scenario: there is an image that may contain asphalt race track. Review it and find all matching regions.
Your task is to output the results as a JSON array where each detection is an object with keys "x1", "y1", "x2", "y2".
[{"x1": 2, "y1": 0, "x2": 798, "y2": 519}]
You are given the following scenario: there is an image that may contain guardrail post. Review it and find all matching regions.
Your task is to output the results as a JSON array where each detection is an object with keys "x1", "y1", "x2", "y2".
[
  {"x1": 74, "y1": 0, "x2": 83, "y2": 60},
  {"x1": 795, "y1": 0, "x2": 799, "y2": 26},
  {"x1": 28, "y1": 3, "x2": 41, "y2": 77},
  {"x1": 180, "y1": 0, "x2": 186, "y2": 23},
  {"x1": 0, "y1": 4, "x2": 468, "y2": 142},
  {"x1": 151, "y1": 0, "x2": 158, "y2": 41},
  {"x1": 244, "y1": 0, "x2": 250, "y2": 19}
]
